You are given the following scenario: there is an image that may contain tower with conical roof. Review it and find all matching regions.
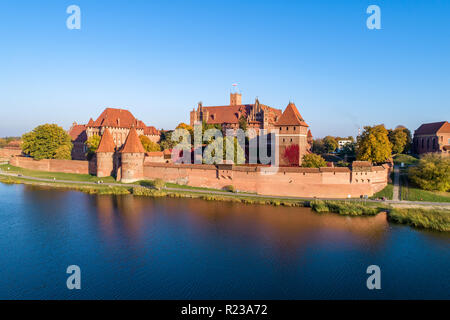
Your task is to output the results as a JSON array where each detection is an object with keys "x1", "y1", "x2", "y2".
[
  {"x1": 96, "y1": 129, "x2": 116, "y2": 177},
  {"x1": 275, "y1": 102, "x2": 310, "y2": 166},
  {"x1": 120, "y1": 126, "x2": 146, "y2": 183}
]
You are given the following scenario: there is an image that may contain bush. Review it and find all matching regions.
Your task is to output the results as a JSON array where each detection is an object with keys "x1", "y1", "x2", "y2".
[
  {"x1": 153, "y1": 178, "x2": 166, "y2": 190},
  {"x1": 408, "y1": 154, "x2": 450, "y2": 192},
  {"x1": 223, "y1": 185, "x2": 235, "y2": 193},
  {"x1": 132, "y1": 187, "x2": 167, "y2": 197},
  {"x1": 302, "y1": 154, "x2": 327, "y2": 168},
  {"x1": 310, "y1": 200, "x2": 379, "y2": 216}
]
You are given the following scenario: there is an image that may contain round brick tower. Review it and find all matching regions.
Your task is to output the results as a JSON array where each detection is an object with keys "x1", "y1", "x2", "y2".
[
  {"x1": 96, "y1": 128, "x2": 115, "y2": 178},
  {"x1": 120, "y1": 126, "x2": 146, "y2": 183}
]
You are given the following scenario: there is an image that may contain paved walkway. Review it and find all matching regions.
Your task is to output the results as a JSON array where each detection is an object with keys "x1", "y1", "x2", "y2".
[
  {"x1": 392, "y1": 166, "x2": 401, "y2": 201},
  {"x1": 1, "y1": 171, "x2": 449, "y2": 208}
]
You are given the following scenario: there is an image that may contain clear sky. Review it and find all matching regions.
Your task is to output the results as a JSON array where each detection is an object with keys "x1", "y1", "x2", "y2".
[{"x1": 0, "y1": 0, "x2": 449, "y2": 138}]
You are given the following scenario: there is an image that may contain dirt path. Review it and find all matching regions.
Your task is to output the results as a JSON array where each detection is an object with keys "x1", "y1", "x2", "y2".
[{"x1": 392, "y1": 166, "x2": 401, "y2": 201}]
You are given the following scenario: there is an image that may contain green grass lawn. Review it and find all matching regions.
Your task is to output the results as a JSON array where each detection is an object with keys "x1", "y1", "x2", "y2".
[
  {"x1": 400, "y1": 173, "x2": 450, "y2": 202},
  {"x1": 393, "y1": 154, "x2": 419, "y2": 166},
  {"x1": 402, "y1": 184, "x2": 450, "y2": 202},
  {"x1": 0, "y1": 164, "x2": 117, "y2": 183},
  {"x1": 370, "y1": 184, "x2": 394, "y2": 200}
]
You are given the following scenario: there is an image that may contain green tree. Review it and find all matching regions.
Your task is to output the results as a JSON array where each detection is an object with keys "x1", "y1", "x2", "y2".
[
  {"x1": 388, "y1": 128, "x2": 408, "y2": 154},
  {"x1": 396, "y1": 126, "x2": 412, "y2": 153},
  {"x1": 238, "y1": 115, "x2": 247, "y2": 131},
  {"x1": 159, "y1": 130, "x2": 176, "y2": 150},
  {"x1": 408, "y1": 154, "x2": 450, "y2": 192},
  {"x1": 139, "y1": 135, "x2": 161, "y2": 152},
  {"x1": 339, "y1": 142, "x2": 356, "y2": 156},
  {"x1": 312, "y1": 139, "x2": 326, "y2": 154},
  {"x1": 302, "y1": 153, "x2": 327, "y2": 168},
  {"x1": 203, "y1": 136, "x2": 245, "y2": 164},
  {"x1": 22, "y1": 124, "x2": 73, "y2": 160},
  {"x1": 85, "y1": 134, "x2": 101, "y2": 159},
  {"x1": 356, "y1": 125, "x2": 392, "y2": 164},
  {"x1": 323, "y1": 136, "x2": 338, "y2": 153}
]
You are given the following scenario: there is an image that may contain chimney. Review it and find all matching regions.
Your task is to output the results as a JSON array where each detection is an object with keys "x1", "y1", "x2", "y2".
[{"x1": 230, "y1": 92, "x2": 242, "y2": 106}]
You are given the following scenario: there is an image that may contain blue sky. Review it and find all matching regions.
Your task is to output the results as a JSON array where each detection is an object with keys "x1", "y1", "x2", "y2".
[{"x1": 0, "y1": 0, "x2": 449, "y2": 138}]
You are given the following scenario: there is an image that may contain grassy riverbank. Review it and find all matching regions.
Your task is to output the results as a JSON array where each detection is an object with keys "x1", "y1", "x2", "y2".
[
  {"x1": 389, "y1": 208, "x2": 450, "y2": 232},
  {"x1": 310, "y1": 200, "x2": 382, "y2": 216},
  {"x1": 0, "y1": 164, "x2": 117, "y2": 183},
  {"x1": 1, "y1": 165, "x2": 449, "y2": 232}
]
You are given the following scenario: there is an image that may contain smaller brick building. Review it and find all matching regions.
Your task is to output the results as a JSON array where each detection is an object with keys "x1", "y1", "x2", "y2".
[
  {"x1": 275, "y1": 102, "x2": 311, "y2": 166},
  {"x1": 413, "y1": 121, "x2": 450, "y2": 156}
]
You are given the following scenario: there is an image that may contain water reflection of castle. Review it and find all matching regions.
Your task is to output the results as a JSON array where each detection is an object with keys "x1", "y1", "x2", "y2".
[{"x1": 92, "y1": 195, "x2": 389, "y2": 252}]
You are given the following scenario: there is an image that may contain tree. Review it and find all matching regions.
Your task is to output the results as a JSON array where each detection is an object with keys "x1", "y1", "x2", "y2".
[
  {"x1": 283, "y1": 144, "x2": 299, "y2": 165},
  {"x1": 238, "y1": 115, "x2": 247, "y2": 131},
  {"x1": 176, "y1": 123, "x2": 193, "y2": 135},
  {"x1": 85, "y1": 134, "x2": 101, "y2": 159},
  {"x1": 139, "y1": 135, "x2": 161, "y2": 152},
  {"x1": 302, "y1": 153, "x2": 327, "y2": 168},
  {"x1": 395, "y1": 126, "x2": 412, "y2": 153},
  {"x1": 356, "y1": 125, "x2": 392, "y2": 164},
  {"x1": 312, "y1": 139, "x2": 326, "y2": 154},
  {"x1": 339, "y1": 142, "x2": 356, "y2": 156},
  {"x1": 203, "y1": 136, "x2": 245, "y2": 164},
  {"x1": 22, "y1": 124, "x2": 73, "y2": 160},
  {"x1": 408, "y1": 154, "x2": 450, "y2": 192},
  {"x1": 323, "y1": 136, "x2": 338, "y2": 153},
  {"x1": 159, "y1": 130, "x2": 176, "y2": 150},
  {"x1": 388, "y1": 128, "x2": 408, "y2": 154}
]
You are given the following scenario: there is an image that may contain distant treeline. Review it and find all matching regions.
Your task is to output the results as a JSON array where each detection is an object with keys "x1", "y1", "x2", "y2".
[{"x1": 0, "y1": 137, "x2": 21, "y2": 148}]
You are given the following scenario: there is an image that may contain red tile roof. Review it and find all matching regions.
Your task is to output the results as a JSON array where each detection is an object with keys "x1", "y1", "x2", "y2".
[
  {"x1": 96, "y1": 129, "x2": 115, "y2": 153},
  {"x1": 352, "y1": 161, "x2": 372, "y2": 167},
  {"x1": 146, "y1": 151, "x2": 164, "y2": 157},
  {"x1": 144, "y1": 126, "x2": 159, "y2": 135},
  {"x1": 200, "y1": 104, "x2": 282, "y2": 124},
  {"x1": 90, "y1": 108, "x2": 137, "y2": 128},
  {"x1": 87, "y1": 108, "x2": 160, "y2": 135},
  {"x1": 276, "y1": 102, "x2": 309, "y2": 126},
  {"x1": 68, "y1": 124, "x2": 87, "y2": 142},
  {"x1": 121, "y1": 127, "x2": 145, "y2": 153},
  {"x1": 414, "y1": 121, "x2": 449, "y2": 135}
]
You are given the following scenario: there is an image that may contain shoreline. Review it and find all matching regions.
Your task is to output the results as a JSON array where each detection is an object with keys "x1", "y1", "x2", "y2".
[{"x1": 1, "y1": 172, "x2": 449, "y2": 233}]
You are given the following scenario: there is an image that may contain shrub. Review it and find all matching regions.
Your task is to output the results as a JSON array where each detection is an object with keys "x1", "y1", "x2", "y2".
[
  {"x1": 132, "y1": 187, "x2": 167, "y2": 197},
  {"x1": 310, "y1": 200, "x2": 379, "y2": 216},
  {"x1": 153, "y1": 178, "x2": 166, "y2": 190},
  {"x1": 223, "y1": 185, "x2": 235, "y2": 193},
  {"x1": 302, "y1": 154, "x2": 327, "y2": 168},
  {"x1": 408, "y1": 154, "x2": 450, "y2": 192}
]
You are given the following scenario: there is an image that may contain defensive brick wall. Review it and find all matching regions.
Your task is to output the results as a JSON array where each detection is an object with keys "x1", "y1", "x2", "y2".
[{"x1": 10, "y1": 156, "x2": 96, "y2": 175}]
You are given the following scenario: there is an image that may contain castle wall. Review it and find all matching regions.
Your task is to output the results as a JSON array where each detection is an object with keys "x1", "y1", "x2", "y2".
[
  {"x1": 8, "y1": 154, "x2": 389, "y2": 199},
  {"x1": 9, "y1": 156, "x2": 96, "y2": 175},
  {"x1": 0, "y1": 148, "x2": 22, "y2": 162},
  {"x1": 142, "y1": 163, "x2": 389, "y2": 198}
]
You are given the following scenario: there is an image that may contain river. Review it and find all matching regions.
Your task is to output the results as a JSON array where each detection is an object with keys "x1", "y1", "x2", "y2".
[{"x1": 0, "y1": 183, "x2": 448, "y2": 299}]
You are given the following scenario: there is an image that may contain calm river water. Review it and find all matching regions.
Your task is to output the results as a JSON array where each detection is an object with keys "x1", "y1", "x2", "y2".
[{"x1": 0, "y1": 183, "x2": 448, "y2": 299}]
